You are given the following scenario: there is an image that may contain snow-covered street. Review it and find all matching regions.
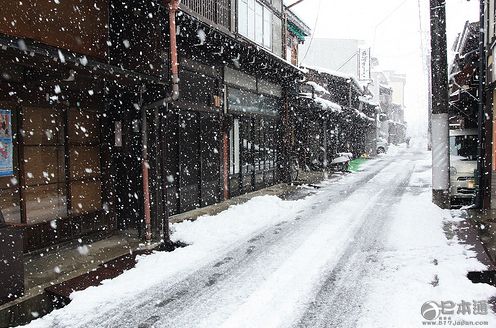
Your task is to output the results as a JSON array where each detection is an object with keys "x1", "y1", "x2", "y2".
[
  {"x1": 2, "y1": 1, "x2": 495, "y2": 327},
  {"x1": 26, "y1": 145, "x2": 496, "y2": 328}
]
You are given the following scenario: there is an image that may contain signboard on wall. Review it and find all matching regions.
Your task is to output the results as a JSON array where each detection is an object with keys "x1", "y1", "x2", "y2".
[
  {"x1": 358, "y1": 48, "x2": 371, "y2": 81},
  {"x1": 0, "y1": 110, "x2": 13, "y2": 177}
]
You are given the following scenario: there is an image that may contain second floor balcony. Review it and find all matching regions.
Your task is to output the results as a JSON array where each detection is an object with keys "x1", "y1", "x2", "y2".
[
  {"x1": 180, "y1": 0, "x2": 232, "y2": 30},
  {"x1": 181, "y1": 0, "x2": 283, "y2": 58}
]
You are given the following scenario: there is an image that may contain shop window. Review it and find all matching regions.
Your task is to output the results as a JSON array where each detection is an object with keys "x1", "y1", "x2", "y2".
[
  {"x1": 258, "y1": 79, "x2": 283, "y2": 98},
  {"x1": 228, "y1": 88, "x2": 279, "y2": 116},
  {"x1": 224, "y1": 67, "x2": 257, "y2": 91},
  {"x1": 68, "y1": 110, "x2": 100, "y2": 144},
  {"x1": 23, "y1": 147, "x2": 65, "y2": 185},
  {"x1": 229, "y1": 119, "x2": 240, "y2": 175},
  {"x1": 21, "y1": 106, "x2": 102, "y2": 224},
  {"x1": 70, "y1": 180, "x2": 102, "y2": 215},
  {"x1": 266, "y1": 120, "x2": 277, "y2": 170},
  {"x1": 254, "y1": 119, "x2": 264, "y2": 172},
  {"x1": 240, "y1": 119, "x2": 253, "y2": 175},
  {"x1": 68, "y1": 108, "x2": 102, "y2": 215},
  {"x1": 22, "y1": 107, "x2": 67, "y2": 224},
  {"x1": 24, "y1": 184, "x2": 67, "y2": 224},
  {"x1": 0, "y1": 189, "x2": 20, "y2": 223}
]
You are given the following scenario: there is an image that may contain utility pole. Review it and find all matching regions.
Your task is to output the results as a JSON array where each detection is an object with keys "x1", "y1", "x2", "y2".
[
  {"x1": 475, "y1": 0, "x2": 486, "y2": 208},
  {"x1": 429, "y1": 0, "x2": 450, "y2": 208}
]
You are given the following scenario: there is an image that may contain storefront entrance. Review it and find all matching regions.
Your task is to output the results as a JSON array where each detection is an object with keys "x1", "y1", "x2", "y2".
[{"x1": 163, "y1": 110, "x2": 221, "y2": 216}]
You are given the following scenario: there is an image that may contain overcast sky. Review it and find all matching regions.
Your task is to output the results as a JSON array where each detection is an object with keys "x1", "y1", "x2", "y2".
[{"x1": 287, "y1": 0, "x2": 480, "y2": 137}]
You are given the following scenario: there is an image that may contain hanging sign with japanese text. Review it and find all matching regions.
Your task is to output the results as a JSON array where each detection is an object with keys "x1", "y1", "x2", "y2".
[{"x1": 358, "y1": 48, "x2": 371, "y2": 81}]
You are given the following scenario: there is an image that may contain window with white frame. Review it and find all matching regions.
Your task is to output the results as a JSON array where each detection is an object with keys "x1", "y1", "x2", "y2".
[
  {"x1": 229, "y1": 119, "x2": 240, "y2": 175},
  {"x1": 238, "y1": 0, "x2": 248, "y2": 36},
  {"x1": 255, "y1": 2, "x2": 263, "y2": 44},
  {"x1": 263, "y1": 7, "x2": 272, "y2": 48},
  {"x1": 247, "y1": 0, "x2": 255, "y2": 40},
  {"x1": 238, "y1": 0, "x2": 273, "y2": 50}
]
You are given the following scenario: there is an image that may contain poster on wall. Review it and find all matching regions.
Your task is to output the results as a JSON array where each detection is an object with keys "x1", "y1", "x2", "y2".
[{"x1": 0, "y1": 109, "x2": 13, "y2": 177}]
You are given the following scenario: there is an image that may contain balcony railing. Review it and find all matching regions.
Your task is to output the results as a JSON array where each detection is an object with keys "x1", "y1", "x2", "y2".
[{"x1": 181, "y1": 0, "x2": 231, "y2": 30}]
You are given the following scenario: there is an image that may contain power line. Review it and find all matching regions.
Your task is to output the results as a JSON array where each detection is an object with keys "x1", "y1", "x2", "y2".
[
  {"x1": 336, "y1": 51, "x2": 358, "y2": 72},
  {"x1": 417, "y1": 0, "x2": 431, "y2": 139},
  {"x1": 417, "y1": 0, "x2": 425, "y2": 56},
  {"x1": 301, "y1": 0, "x2": 323, "y2": 64},
  {"x1": 372, "y1": 0, "x2": 409, "y2": 48}
]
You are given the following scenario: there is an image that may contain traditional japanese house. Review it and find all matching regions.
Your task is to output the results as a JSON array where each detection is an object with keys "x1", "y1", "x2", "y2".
[
  {"x1": 0, "y1": 0, "x2": 175, "y2": 256},
  {"x1": 358, "y1": 95, "x2": 380, "y2": 155},
  {"x1": 0, "y1": 0, "x2": 309, "y2": 307},
  {"x1": 484, "y1": 2, "x2": 496, "y2": 208},
  {"x1": 449, "y1": 22, "x2": 480, "y2": 130},
  {"x1": 448, "y1": 20, "x2": 483, "y2": 208},
  {"x1": 294, "y1": 66, "x2": 375, "y2": 172},
  {"x1": 285, "y1": 7, "x2": 311, "y2": 66},
  {"x1": 155, "y1": 0, "x2": 303, "y2": 209},
  {"x1": 0, "y1": 0, "x2": 116, "y2": 306}
]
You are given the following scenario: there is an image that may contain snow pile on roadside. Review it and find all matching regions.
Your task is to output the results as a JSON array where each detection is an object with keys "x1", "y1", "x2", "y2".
[
  {"x1": 26, "y1": 196, "x2": 309, "y2": 328},
  {"x1": 170, "y1": 196, "x2": 307, "y2": 248},
  {"x1": 357, "y1": 162, "x2": 496, "y2": 328}
]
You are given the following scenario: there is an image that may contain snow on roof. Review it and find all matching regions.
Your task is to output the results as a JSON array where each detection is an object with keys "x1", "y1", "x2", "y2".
[
  {"x1": 313, "y1": 96, "x2": 342, "y2": 113},
  {"x1": 353, "y1": 109, "x2": 375, "y2": 122},
  {"x1": 305, "y1": 65, "x2": 352, "y2": 79},
  {"x1": 358, "y1": 96, "x2": 379, "y2": 107},
  {"x1": 300, "y1": 67, "x2": 309, "y2": 74},
  {"x1": 302, "y1": 65, "x2": 364, "y2": 93},
  {"x1": 286, "y1": 9, "x2": 312, "y2": 36},
  {"x1": 306, "y1": 81, "x2": 329, "y2": 95},
  {"x1": 379, "y1": 83, "x2": 392, "y2": 90},
  {"x1": 299, "y1": 93, "x2": 341, "y2": 112}
]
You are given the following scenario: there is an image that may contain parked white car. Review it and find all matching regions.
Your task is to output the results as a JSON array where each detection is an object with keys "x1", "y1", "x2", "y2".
[{"x1": 449, "y1": 129, "x2": 478, "y2": 207}]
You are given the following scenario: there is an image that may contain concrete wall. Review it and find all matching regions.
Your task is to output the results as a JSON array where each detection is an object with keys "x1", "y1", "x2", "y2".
[{"x1": 300, "y1": 38, "x2": 364, "y2": 77}]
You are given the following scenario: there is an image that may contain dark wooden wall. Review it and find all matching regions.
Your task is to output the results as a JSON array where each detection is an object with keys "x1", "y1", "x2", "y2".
[
  {"x1": 109, "y1": 0, "x2": 167, "y2": 77},
  {"x1": 0, "y1": 0, "x2": 108, "y2": 59}
]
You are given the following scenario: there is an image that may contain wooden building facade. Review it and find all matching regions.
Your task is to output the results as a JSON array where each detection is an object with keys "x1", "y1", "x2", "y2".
[
  {"x1": 0, "y1": 0, "x2": 382, "y2": 307},
  {"x1": 293, "y1": 67, "x2": 376, "y2": 172},
  {"x1": 0, "y1": 0, "x2": 300, "y2": 257}
]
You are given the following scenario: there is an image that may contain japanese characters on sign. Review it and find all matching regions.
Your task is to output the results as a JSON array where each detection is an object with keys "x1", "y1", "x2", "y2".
[
  {"x1": 358, "y1": 47, "x2": 371, "y2": 81},
  {"x1": 421, "y1": 300, "x2": 489, "y2": 326}
]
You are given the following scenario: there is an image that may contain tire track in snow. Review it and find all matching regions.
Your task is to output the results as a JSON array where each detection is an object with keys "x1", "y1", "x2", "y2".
[
  {"x1": 296, "y1": 160, "x2": 416, "y2": 328},
  {"x1": 61, "y1": 152, "x2": 410, "y2": 328}
]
